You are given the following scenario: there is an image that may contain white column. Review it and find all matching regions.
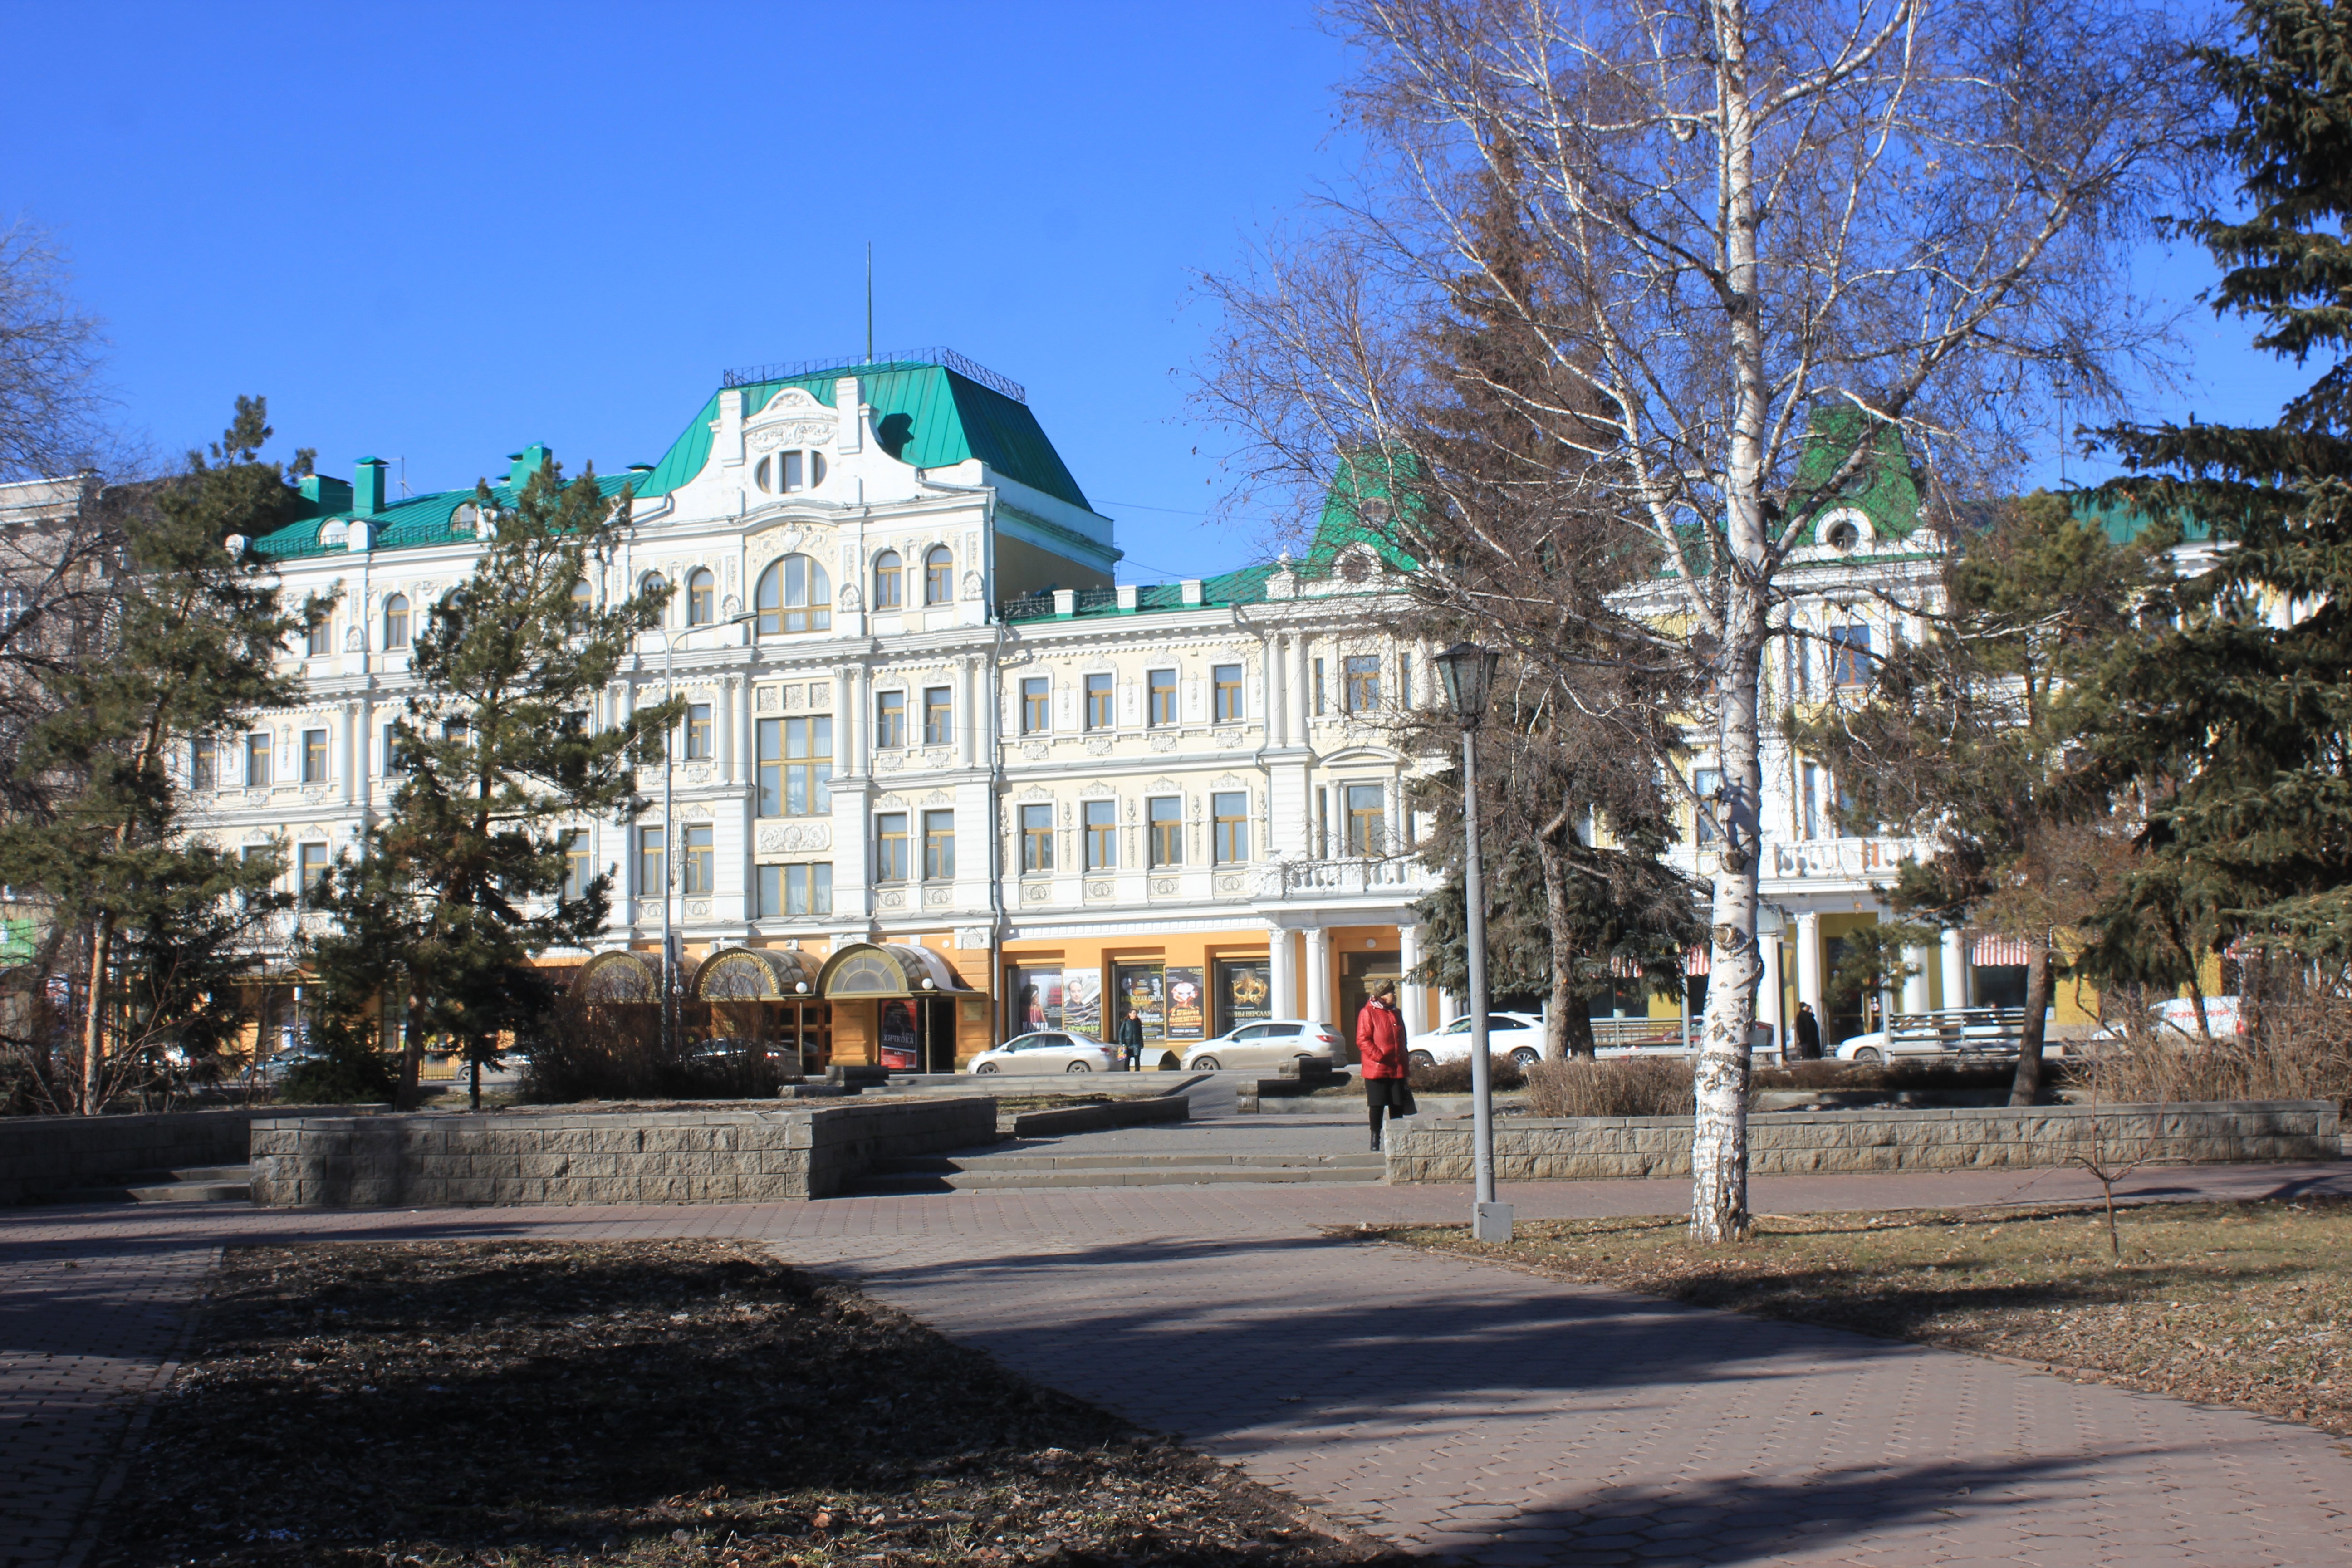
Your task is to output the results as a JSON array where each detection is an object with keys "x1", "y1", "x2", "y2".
[
  {"x1": 719, "y1": 676, "x2": 741, "y2": 783},
  {"x1": 1796, "y1": 911, "x2": 1824, "y2": 1018},
  {"x1": 1759, "y1": 933, "x2": 1785, "y2": 1057},
  {"x1": 838, "y1": 663, "x2": 863, "y2": 775},
  {"x1": 338, "y1": 701, "x2": 357, "y2": 805},
  {"x1": 1941, "y1": 926, "x2": 1970, "y2": 1011},
  {"x1": 1303, "y1": 925, "x2": 1332, "y2": 1025},
  {"x1": 960, "y1": 656, "x2": 978, "y2": 769},
  {"x1": 1438, "y1": 988, "x2": 1459, "y2": 1025},
  {"x1": 1294, "y1": 633, "x2": 1313, "y2": 741},
  {"x1": 1400, "y1": 922, "x2": 1429, "y2": 1034},
  {"x1": 1902, "y1": 943, "x2": 1934, "y2": 1015},
  {"x1": 1268, "y1": 924, "x2": 1295, "y2": 1019}
]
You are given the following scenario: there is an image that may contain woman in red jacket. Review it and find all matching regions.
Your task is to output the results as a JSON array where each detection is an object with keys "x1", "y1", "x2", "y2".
[{"x1": 1356, "y1": 981, "x2": 1413, "y2": 1151}]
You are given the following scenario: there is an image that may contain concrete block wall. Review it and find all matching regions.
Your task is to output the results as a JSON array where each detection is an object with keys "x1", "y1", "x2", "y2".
[
  {"x1": 249, "y1": 1097, "x2": 998, "y2": 1207},
  {"x1": 0, "y1": 1104, "x2": 387, "y2": 1205},
  {"x1": 1385, "y1": 1100, "x2": 2342, "y2": 1183}
]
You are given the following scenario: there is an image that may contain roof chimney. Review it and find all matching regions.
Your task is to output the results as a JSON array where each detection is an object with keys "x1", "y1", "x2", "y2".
[
  {"x1": 507, "y1": 444, "x2": 549, "y2": 491},
  {"x1": 353, "y1": 457, "x2": 387, "y2": 517}
]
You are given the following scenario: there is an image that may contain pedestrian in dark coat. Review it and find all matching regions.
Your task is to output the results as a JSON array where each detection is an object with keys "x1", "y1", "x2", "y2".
[
  {"x1": 1356, "y1": 983, "x2": 1413, "y2": 1151},
  {"x1": 1116, "y1": 1011, "x2": 1145, "y2": 1071},
  {"x1": 1794, "y1": 1001, "x2": 1823, "y2": 1061}
]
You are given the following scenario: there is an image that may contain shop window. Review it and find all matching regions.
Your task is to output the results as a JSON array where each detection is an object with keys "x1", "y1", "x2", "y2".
[
  {"x1": 1212, "y1": 791, "x2": 1250, "y2": 863},
  {"x1": 1083, "y1": 799, "x2": 1117, "y2": 870},
  {"x1": 1020, "y1": 804, "x2": 1054, "y2": 872},
  {"x1": 1147, "y1": 796, "x2": 1182, "y2": 867},
  {"x1": 1213, "y1": 663, "x2": 1245, "y2": 723}
]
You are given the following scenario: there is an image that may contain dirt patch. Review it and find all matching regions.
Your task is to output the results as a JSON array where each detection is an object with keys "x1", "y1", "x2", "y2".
[
  {"x1": 1362, "y1": 1198, "x2": 2352, "y2": 1434},
  {"x1": 92, "y1": 1241, "x2": 1405, "y2": 1567}
]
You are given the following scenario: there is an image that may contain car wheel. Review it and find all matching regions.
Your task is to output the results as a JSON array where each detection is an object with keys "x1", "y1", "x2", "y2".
[
  {"x1": 1851, "y1": 1046, "x2": 1883, "y2": 1065},
  {"x1": 1065, "y1": 1060, "x2": 1094, "y2": 1073},
  {"x1": 974, "y1": 1062, "x2": 999, "y2": 1075},
  {"x1": 1192, "y1": 1055, "x2": 1221, "y2": 1071},
  {"x1": 1407, "y1": 1050, "x2": 1434, "y2": 1070},
  {"x1": 1510, "y1": 1047, "x2": 1540, "y2": 1067}
]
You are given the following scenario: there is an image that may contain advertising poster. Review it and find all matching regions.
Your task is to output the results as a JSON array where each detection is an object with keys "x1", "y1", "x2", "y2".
[
  {"x1": 1164, "y1": 966, "x2": 1206, "y2": 1040},
  {"x1": 1007, "y1": 966, "x2": 1063, "y2": 1033},
  {"x1": 879, "y1": 1000, "x2": 920, "y2": 1071},
  {"x1": 1112, "y1": 964, "x2": 1166, "y2": 1039},
  {"x1": 1063, "y1": 967, "x2": 1102, "y2": 1038},
  {"x1": 1218, "y1": 961, "x2": 1273, "y2": 1033}
]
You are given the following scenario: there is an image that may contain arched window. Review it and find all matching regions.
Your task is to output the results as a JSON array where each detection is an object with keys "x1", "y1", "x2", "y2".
[
  {"x1": 641, "y1": 572, "x2": 668, "y2": 620},
  {"x1": 925, "y1": 545, "x2": 954, "y2": 605},
  {"x1": 686, "y1": 568, "x2": 715, "y2": 626},
  {"x1": 872, "y1": 551, "x2": 903, "y2": 611},
  {"x1": 571, "y1": 576, "x2": 593, "y2": 609},
  {"x1": 383, "y1": 594, "x2": 410, "y2": 650},
  {"x1": 755, "y1": 554, "x2": 833, "y2": 635},
  {"x1": 753, "y1": 450, "x2": 828, "y2": 494}
]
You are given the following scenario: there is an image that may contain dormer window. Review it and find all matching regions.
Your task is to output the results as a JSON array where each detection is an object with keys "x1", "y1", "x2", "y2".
[
  {"x1": 451, "y1": 502, "x2": 479, "y2": 537},
  {"x1": 753, "y1": 451, "x2": 827, "y2": 495}
]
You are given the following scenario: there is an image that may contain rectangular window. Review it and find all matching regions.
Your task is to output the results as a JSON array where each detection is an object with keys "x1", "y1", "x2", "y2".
[
  {"x1": 297, "y1": 842, "x2": 329, "y2": 906},
  {"x1": 1693, "y1": 767, "x2": 1722, "y2": 844},
  {"x1": 923, "y1": 686, "x2": 953, "y2": 746},
  {"x1": 245, "y1": 732, "x2": 271, "y2": 788},
  {"x1": 1344, "y1": 782, "x2": 1386, "y2": 856},
  {"x1": 192, "y1": 740, "x2": 217, "y2": 792},
  {"x1": 875, "y1": 813, "x2": 910, "y2": 882},
  {"x1": 1313, "y1": 657, "x2": 1326, "y2": 715},
  {"x1": 1147, "y1": 668, "x2": 1177, "y2": 727},
  {"x1": 759, "y1": 716, "x2": 832, "y2": 817},
  {"x1": 922, "y1": 808, "x2": 956, "y2": 880},
  {"x1": 1399, "y1": 652, "x2": 1412, "y2": 709},
  {"x1": 239, "y1": 842, "x2": 273, "y2": 909},
  {"x1": 1212, "y1": 663, "x2": 1244, "y2": 723},
  {"x1": 755, "y1": 862, "x2": 782, "y2": 918},
  {"x1": 1020, "y1": 803, "x2": 1054, "y2": 872},
  {"x1": 1829, "y1": 625, "x2": 1873, "y2": 687},
  {"x1": 1343, "y1": 655, "x2": 1381, "y2": 713},
  {"x1": 684, "y1": 702, "x2": 714, "y2": 760},
  {"x1": 307, "y1": 618, "x2": 333, "y2": 657},
  {"x1": 562, "y1": 831, "x2": 593, "y2": 901},
  {"x1": 1083, "y1": 799, "x2": 1117, "y2": 871},
  {"x1": 1212, "y1": 791, "x2": 1250, "y2": 863},
  {"x1": 301, "y1": 728, "x2": 328, "y2": 784},
  {"x1": 1147, "y1": 795, "x2": 1183, "y2": 867},
  {"x1": 788, "y1": 862, "x2": 833, "y2": 916},
  {"x1": 1085, "y1": 672, "x2": 1114, "y2": 730},
  {"x1": 875, "y1": 690, "x2": 906, "y2": 750},
  {"x1": 682, "y1": 824, "x2": 714, "y2": 895},
  {"x1": 637, "y1": 826, "x2": 665, "y2": 896},
  {"x1": 1801, "y1": 763, "x2": 1822, "y2": 840},
  {"x1": 1021, "y1": 677, "x2": 1050, "y2": 734},
  {"x1": 382, "y1": 724, "x2": 407, "y2": 775}
]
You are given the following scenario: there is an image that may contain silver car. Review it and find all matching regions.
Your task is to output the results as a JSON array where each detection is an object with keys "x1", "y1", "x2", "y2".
[
  {"x1": 967, "y1": 1031, "x2": 1116, "y2": 1075},
  {"x1": 1406, "y1": 1012, "x2": 1546, "y2": 1069},
  {"x1": 1180, "y1": 1019, "x2": 1344, "y2": 1072}
]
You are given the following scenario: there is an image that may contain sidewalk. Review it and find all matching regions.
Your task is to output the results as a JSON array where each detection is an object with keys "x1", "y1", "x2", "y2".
[{"x1": 6, "y1": 1162, "x2": 2352, "y2": 1566}]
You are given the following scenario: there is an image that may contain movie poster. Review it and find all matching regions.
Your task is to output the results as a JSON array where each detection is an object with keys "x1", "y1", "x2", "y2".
[
  {"x1": 1007, "y1": 966, "x2": 1063, "y2": 1034},
  {"x1": 879, "y1": 1000, "x2": 920, "y2": 1071},
  {"x1": 1218, "y1": 960, "x2": 1273, "y2": 1033},
  {"x1": 1063, "y1": 967, "x2": 1102, "y2": 1037},
  {"x1": 1164, "y1": 967, "x2": 1206, "y2": 1040},
  {"x1": 1112, "y1": 964, "x2": 1166, "y2": 1039}
]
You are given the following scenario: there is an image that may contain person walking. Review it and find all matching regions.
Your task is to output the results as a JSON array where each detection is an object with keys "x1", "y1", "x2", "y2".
[
  {"x1": 1116, "y1": 1010, "x2": 1145, "y2": 1072},
  {"x1": 1356, "y1": 982, "x2": 1413, "y2": 1152},
  {"x1": 1794, "y1": 1001, "x2": 1823, "y2": 1061}
]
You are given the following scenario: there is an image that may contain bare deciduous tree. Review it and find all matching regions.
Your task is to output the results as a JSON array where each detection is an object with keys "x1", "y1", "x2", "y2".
[
  {"x1": 1199, "y1": 0, "x2": 2205, "y2": 1240},
  {"x1": 0, "y1": 221, "x2": 107, "y2": 484}
]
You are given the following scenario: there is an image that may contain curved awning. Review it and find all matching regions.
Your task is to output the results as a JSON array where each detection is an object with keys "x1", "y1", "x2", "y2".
[
  {"x1": 815, "y1": 941, "x2": 982, "y2": 1000},
  {"x1": 573, "y1": 950, "x2": 660, "y2": 1003},
  {"x1": 694, "y1": 946, "x2": 822, "y2": 1002}
]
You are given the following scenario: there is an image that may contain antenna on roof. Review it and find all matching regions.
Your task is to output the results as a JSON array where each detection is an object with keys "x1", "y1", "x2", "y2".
[{"x1": 865, "y1": 241, "x2": 874, "y2": 363}]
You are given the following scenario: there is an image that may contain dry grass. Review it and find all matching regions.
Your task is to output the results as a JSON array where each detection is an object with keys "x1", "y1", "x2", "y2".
[
  {"x1": 1367, "y1": 1198, "x2": 2352, "y2": 1433},
  {"x1": 93, "y1": 1240, "x2": 1401, "y2": 1568},
  {"x1": 1405, "y1": 1053, "x2": 1524, "y2": 1093},
  {"x1": 2079, "y1": 970, "x2": 2352, "y2": 1108},
  {"x1": 1524, "y1": 1057, "x2": 1693, "y2": 1117}
]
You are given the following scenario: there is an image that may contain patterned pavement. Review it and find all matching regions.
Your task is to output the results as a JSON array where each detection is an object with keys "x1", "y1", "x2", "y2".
[{"x1": 5, "y1": 1159, "x2": 2352, "y2": 1566}]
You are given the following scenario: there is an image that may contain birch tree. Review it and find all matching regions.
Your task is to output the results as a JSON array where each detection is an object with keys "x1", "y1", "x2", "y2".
[{"x1": 1199, "y1": 0, "x2": 2205, "y2": 1239}]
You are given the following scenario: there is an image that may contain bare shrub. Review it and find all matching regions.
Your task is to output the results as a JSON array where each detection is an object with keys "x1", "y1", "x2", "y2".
[
  {"x1": 517, "y1": 996, "x2": 785, "y2": 1103},
  {"x1": 1407, "y1": 1052, "x2": 1524, "y2": 1093},
  {"x1": 1526, "y1": 1057, "x2": 1695, "y2": 1119},
  {"x1": 2076, "y1": 965, "x2": 2352, "y2": 1107}
]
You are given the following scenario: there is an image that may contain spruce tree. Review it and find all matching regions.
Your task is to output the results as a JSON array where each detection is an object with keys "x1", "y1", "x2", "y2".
[
  {"x1": 311, "y1": 456, "x2": 675, "y2": 1106},
  {"x1": 2081, "y1": 0, "x2": 2352, "y2": 969},
  {"x1": 0, "y1": 398, "x2": 315, "y2": 1111}
]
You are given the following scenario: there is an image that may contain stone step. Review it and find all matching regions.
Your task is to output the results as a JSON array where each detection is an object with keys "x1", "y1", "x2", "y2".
[
  {"x1": 854, "y1": 1161, "x2": 1387, "y2": 1193},
  {"x1": 43, "y1": 1167, "x2": 253, "y2": 1204},
  {"x1": 876, "y1": 1151, "x2": 1386, "y2": 1175}
]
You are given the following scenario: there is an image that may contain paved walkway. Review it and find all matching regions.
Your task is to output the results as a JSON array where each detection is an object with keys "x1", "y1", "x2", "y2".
[{"x1": 6, "y1": 1161, "x2": 2352, "y2": 1566}]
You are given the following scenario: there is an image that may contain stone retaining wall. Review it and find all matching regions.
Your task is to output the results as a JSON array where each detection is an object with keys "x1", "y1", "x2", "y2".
[
  {"x1": 0, "y1": 1104, "x2": 387, "y2": 1205},
  {"x1": 1385, "y1": 1099, "x2": 2341, "y2": 1182},
  {"x1": 249, "y1": 1097, "x2": 999, "y2": 1206}
]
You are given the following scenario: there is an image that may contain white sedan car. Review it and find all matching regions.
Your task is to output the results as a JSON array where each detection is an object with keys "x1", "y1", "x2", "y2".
[
  {"x1": 1180, "y1": 1019, "x2": 1345, "y2": 1072},
  {"x1": 967, "y1": 1031, "x2": 1117, "y2": 1075},
  {"x1": 1406, "y1": 1012, "x2": 1546, "y2": 1069}
]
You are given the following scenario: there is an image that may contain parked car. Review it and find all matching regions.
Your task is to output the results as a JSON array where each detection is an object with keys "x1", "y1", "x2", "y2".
[
  {"x1": 1180, "y1": 1019, "x2": 1344, "y2": 1072},
  {"x1": 966, "y1": 1031, "x2": 1116, "y2": 1075},
  {"x1": 1832, "y1": 1007, "x2": 2029, "y2": 1065},
  {"x1": 1406, "y1": 1012, "x2": 1546, "y2": 1070},
  {"x1": 2087, "y1": 995, "x2": 2245, "y2": 1044}
]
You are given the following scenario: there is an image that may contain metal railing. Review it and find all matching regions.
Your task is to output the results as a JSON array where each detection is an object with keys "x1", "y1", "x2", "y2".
[{"x1": 720, "y1": 347, "x2": 1028, "y2": 404}]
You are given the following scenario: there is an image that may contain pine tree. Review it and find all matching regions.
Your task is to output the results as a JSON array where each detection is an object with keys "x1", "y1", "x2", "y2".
[
  {"x1": 1804, "y1": 492, "x2": 2159, "y2": 1102},
  {"x1": 311, "y1": 455, "x2": 676, "y2": 1106},
  {"x1": 2082, "y1": 0, "x2": 2352, "y2": 967},
  {"x1": 0, "y1": 398, "x2": 316, "y2": 1112}
]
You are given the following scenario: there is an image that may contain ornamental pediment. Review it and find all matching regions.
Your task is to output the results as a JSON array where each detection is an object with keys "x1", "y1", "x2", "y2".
[{"x1": 744, "y1": 387, "x2": 838, "y2": 453}]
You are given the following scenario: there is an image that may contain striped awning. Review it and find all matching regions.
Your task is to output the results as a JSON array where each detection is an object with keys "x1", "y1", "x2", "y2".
[
  {"x1": 1972, "y1": 934, "x2": 2034, "y2": 967},
  {"x1": 1686, "y1": 946, "x2": 1710, "y2": 977}
]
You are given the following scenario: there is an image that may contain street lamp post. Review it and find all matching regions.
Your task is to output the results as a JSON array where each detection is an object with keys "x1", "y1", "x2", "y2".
[
  {"x1": 657, "y1": 610, "x2": 759, "y2": 1055},
  {"x1": 1435, "y1": 640, "x2": 1512, "y2": 1243}
]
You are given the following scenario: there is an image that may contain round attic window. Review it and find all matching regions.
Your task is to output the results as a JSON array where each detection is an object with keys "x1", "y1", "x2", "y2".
[{"x1": 1824, "y1": 519, "x2": 1861, "y2": 552}]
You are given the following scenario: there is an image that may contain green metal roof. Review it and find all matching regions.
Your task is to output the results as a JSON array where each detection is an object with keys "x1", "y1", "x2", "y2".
[
  {"x1": 1789, "y1": 407, "x2": 1926, "y2": 547},
  {"x1": 250, "y1": 468, "x2": 637, "y2": 562}
]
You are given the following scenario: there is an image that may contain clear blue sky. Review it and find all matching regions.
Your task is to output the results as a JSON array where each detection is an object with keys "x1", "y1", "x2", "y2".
[{"x1": 0, "y1": 1, "x2": 2301, "y2": 580}]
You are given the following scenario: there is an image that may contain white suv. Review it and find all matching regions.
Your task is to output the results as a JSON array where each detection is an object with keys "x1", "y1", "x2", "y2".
[
  {"x1": 1181, "y1": 1020, "x2": 1344, "y2": 1072},
  {"x1": 1406, "y1": 1013, "x2": 1546, "y2": 1069}
]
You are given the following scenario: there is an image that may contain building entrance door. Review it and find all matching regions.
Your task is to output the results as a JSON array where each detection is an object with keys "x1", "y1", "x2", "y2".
[{"x1": 1338, "y1": 950, "x2": 1402, "y2": 1063}]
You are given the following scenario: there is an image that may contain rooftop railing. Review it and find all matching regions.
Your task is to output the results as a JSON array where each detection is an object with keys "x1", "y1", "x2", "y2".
[{"x1": 720, "y1": 347, "x2": 1027, "y2": 404}]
